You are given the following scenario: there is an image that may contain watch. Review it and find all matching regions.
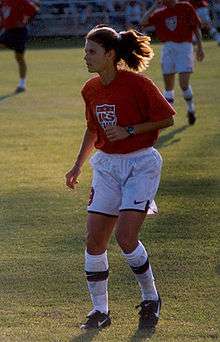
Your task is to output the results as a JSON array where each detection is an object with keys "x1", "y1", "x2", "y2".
[{"x1": 126, "y1": 126, "x2": 135, "y2": 136}]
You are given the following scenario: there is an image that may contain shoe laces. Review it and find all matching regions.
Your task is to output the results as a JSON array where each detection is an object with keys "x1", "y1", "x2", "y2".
[{"x1": 136, "y1": 301, "x2": 155, "y2": 317}]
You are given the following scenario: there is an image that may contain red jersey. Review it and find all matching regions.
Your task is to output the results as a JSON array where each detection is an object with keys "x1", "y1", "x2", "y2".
[
  {"x1": 148, "y1": 2, "x2": 201, "y2": 43},
  {"x1": 0, "y1": 0, "x2": 37, "y2": 30},
  {"x1": 81, "y1": 70, "x2": 175, "y2": 154}
]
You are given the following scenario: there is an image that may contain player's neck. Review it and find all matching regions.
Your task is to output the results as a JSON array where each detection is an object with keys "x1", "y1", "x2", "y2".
[{"x1": 99, "y1": 66, "x2": 118, "y2": 86}]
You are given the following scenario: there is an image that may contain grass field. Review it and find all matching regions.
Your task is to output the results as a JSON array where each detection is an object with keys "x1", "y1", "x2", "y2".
[{"x1": 0, "y1": 40, "x2": 219, "y2": 342}]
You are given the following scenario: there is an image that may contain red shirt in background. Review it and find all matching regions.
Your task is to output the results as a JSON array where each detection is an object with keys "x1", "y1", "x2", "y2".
[
  {"x1": 148, "y1": 2, "x2": 201, "y2": 43},
  {"x1": 81, "y1": 70, "x2": 175, "y2": 154},
  {"x1": 0, "y1": 0, "x2": 37, "y2": 29}
]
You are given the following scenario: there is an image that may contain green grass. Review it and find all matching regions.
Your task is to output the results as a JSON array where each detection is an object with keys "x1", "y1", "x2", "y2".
[{"x1": 0, "y1": 40, "x2": 219, "y2": 342}]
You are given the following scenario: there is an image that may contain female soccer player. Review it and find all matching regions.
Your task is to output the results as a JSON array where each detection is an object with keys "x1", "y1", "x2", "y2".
[
  {"x1": 66, "y1": 25, "x2": 175, "y2": 331},
  {"x1": 0, "y1": 0, "x2": 39, "y2": 93},
  {"x1": 141, "y1": 0, "x2": 205, "y2": 125}
]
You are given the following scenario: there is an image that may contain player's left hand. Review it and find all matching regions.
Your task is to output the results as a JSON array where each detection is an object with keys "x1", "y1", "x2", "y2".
[
  {"x1": 196, "y1": 46, "x2": 205, "y2": 62},
  {"x1": 105, "y1": 126, "x2": 129, "y2": 142}
]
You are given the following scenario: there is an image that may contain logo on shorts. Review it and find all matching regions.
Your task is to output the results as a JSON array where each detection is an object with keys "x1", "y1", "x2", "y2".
[
  {"x1": 88, "y1": 187, "x2": 94, "y2": 206},
  {"x1": 96, "y1": 104, "x2": 117, "y2": 129},
  {"x1": 165, "y1": 16, "x2": 177, "y2": 31},
  {"x1": 134, "y1": 200, "x2": 147, "y2": 205}
]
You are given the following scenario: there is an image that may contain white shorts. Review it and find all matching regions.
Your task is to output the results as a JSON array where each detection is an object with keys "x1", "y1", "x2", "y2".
[
  {"x1": 87, "y1": 148, "x2": 162, "y2": 216},
  {"x1": 161, "y1": 42, "x2": 194, "y2": 75}
]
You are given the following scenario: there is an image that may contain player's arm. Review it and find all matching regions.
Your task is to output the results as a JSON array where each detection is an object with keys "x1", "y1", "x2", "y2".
[
  {"x1": 141, "y1": 0, "x2": 162, "y2": 27},
  {"x1": 65, "y1": 128, "x2": 97, "y2": 189},
  {"x1": 23, "y1": 0, "x2": 40, "y2": 20},
  {"x1": 133, "y1": 116, "x2": 174, "y2": 133},
  {"x1": 105, "y1": 116, "x2": 174, "y2": 142},
  {"x1": 194, "y1": 27, "x2": 205, "y2": 61}
]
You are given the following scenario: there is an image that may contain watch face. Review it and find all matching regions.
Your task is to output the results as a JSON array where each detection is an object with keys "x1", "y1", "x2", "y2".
[{"x1": 127, "y1": 126, "x2": 135, "y2": 135}]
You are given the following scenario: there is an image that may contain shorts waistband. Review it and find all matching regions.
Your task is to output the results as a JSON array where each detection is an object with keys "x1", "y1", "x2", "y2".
[{"x1": 97, "y1": 147, "x2": 154, "y2": 159}]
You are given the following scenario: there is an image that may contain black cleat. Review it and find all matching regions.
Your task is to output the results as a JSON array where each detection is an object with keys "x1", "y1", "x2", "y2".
[
  {"x1": 15, "y1": 86, "x2": 26, "y2": 94},
  {"x1": 136, "y1": 294, "x2": 161, "y2": 330},
  {"x1": 187, "y1": 111, "x2": 196, "y2": 125},
  {"x1": 80, "y1": 310, "x2": 111, "y2": 330}
]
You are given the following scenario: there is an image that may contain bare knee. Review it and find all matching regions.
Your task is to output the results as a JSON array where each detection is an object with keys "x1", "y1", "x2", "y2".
[
  {"x1": 115, "y1": 230, "x2": 138, "y2": 253},
  {"x1": 85, "y1": 231, "x2": 107, "y2": 255}
]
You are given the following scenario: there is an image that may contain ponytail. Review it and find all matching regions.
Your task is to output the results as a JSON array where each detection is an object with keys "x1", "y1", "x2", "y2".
[
  {"x1": 117, "y1": 30, "x2": 154, "y2": 72},
  {"x1": 86, "y1": 25, "x2": 154, "y2": 72}
]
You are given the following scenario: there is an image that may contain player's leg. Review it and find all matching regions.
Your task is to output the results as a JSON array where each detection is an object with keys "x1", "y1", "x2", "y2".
[
  {"x1": 116, "y1": 148, "x2": 162, "y2": 330},
  {"x1": 115, "y1": 211, "x2": 161, "y2": 330},
  {"x1": 179, "y1": 72, "x2": 196, "y2": 125},
  {"x1": 160, "y1": 43, "x2": 176, "y2": 105},
  {"x1": 163, "y1": 73, "x2": 175, "y2": 105},
  {"x1": 15, "y1": 51, "x2": 27, "y2": 92},
  {"x1": 81, "y1": 213, "x2": 117, "y2": 330},
  {"x1": 81, "y1": 151, "x2": 120, "y2": 330}
]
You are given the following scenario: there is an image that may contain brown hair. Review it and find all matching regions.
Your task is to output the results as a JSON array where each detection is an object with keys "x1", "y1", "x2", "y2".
[{"x1": 86, "y1": 25, "x2": 154, "y2": 72}]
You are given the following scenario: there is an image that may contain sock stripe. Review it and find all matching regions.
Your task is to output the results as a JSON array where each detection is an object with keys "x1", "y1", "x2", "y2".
[
  {"x1": 86, "y1": 270, "x2": 109, "y2": 282},
  {"x1": 130, "y1": 259, "x2": 149, "y2": 274}
]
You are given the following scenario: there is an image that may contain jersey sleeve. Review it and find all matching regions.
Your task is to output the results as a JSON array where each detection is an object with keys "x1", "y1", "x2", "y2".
[
  {"x1": 81, "y1": 88, "x2": 97, "y2": 133},
  {"x1": 187, "y1": 3, "x2": 201, "y2": 30},
  {"x1": 137, "y1": 77, "x2": 176, "y2": 122},
  {"x1": 20, "y1": 0, "x2": 38, "y2": 17}
]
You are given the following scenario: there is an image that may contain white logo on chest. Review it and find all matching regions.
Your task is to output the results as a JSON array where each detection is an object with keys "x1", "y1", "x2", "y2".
[
  {"x1": 165, "y1": 16, "x2": 177, "y2": 31},
  {"x1": 2, "y1": 6, "x2": 11, "y2": 19},
  {"x1": 96, "y1": 104, "x2": 117, "y2": 129}
]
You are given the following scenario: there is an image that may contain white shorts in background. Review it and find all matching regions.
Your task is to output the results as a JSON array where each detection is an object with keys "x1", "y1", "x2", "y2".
[
  {"x1": 87, "y1": 148, "x2": 162, "y2": 217},
  {"x1": 196, "y1": 7, "x2": 211, "y2": 24},
  {"x1": 161, "y1": 41, "x2": 194, "y2": 75}
]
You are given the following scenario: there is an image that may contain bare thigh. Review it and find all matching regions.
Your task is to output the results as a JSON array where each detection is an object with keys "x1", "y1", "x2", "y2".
[{"x1": 86, "y1": 213, "x2": 117, "y2": 255}]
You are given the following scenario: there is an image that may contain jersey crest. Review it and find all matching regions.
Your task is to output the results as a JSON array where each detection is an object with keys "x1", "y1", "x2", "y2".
[
  {"x1": 165, "y1": 16, "x2": 177, "y2": 31},
  {"x1": 2, "y1": 6, "x2": 11, "y2": 19},
  {"x1": 96, "y1": 104, "x2": 117, "y2": 129}
]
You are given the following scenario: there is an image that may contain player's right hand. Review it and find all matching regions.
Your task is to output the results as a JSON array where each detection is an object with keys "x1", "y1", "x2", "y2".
[{"x1": 65, "y1": 165, "x2": 81, "y2": 189}]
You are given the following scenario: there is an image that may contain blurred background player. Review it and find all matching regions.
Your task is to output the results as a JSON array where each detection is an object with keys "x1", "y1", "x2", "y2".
[
  {"x1": 141, "y1": 0, "x2": 205, "y2": 125},
  {"x1": 183, "y1": 0, "x2": 220, "y2": 45},
  {"x1": 66, "y1": 25, "x2": 175, "y2": 331},
  {"x1": 0, "y1": 0, "x2": 39, "y2": 93}
]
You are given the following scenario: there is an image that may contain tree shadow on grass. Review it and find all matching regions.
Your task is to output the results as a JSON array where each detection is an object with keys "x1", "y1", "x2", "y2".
[
  {"x1": 130, "y1": 327, "x2": 156, "y2": 341},
  {"x1": 156, "y1": 125, "x2": 188, "y2": 149},
  {"x1": 70, "y1": 330, "x2": 99, "y2": 342}
]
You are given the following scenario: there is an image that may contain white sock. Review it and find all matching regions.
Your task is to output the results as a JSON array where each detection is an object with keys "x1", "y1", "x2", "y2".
[
  {"x1": 18, "y1": 78, "x2": 26, "y2": 89},
  {"x1": 85, "y1": 250, "x2": 109, "y2": 314},
  {"x1": 122, "y1": 241, "x2": 158, "y2": 301},
  {"x1": 163, "y1": 90, "x2": 175, "y2": 106},
  {"x1": 182, "y1": 86, "x2": 195, "y2": 113}
]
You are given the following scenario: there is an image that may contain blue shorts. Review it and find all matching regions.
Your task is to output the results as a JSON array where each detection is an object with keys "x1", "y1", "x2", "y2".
[{"x1": 0, "y1": 27, "x2": 28, "y2": 53}]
